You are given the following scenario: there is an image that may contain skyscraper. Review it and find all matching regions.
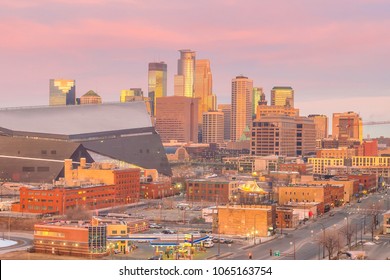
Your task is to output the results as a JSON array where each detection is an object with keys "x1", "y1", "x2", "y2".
[
  {"x1": 271, "y1": 86, "x2": 294, "y2": 107},
  {"x1": 252, "y1": 87, "x2": 264, "y2": 118},
  {"x1": 202, "y1": 111, "x2": 224, "y2": 144},
  {"x1": 120, "y1": 88, "x2": 143, "y2": 102},
  {"x1": 148, "y1": 62, "x2": 167, "y2": 116},
  {"x1": 174, "y1": 49, "x2": 196, "y2": 97},
  {"x1": 49, "y1": 79, "x2": 76, "y2": 106},
  {"x1": 195, "y1": 59, "x2": 215, "y2": 123},
  {"x1": 218, "y1": 104, "x2": 231, "y2": 141},
  {"x1": 308, "y1": 114, "x2": 329, "y2": 139},
  {"x1": 231, "y1": 76, "x2": 253, "y2": 142},
  {"x1": 332, "y1": 112, "x2": 363, "y2": 142},
  {"x1": 155, "y1": 96, "x2": 198, "y2": 143}
]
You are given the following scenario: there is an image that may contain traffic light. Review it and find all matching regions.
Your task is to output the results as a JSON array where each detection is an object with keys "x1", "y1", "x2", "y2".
[{"x1": 269, "y1": 249, "x2": 273, "y2": 256}]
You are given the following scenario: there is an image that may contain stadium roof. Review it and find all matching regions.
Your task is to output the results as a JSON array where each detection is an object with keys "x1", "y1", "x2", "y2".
[{"x1": 0, "y1": 102, "x2": 152, "y2": 138}]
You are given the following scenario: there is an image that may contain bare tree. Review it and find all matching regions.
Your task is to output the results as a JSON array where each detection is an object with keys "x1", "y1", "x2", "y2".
[
  {"x1": 339, "y1": 223, "x2": 356, "y2": 249},
  {"x1": 366, "y1": 204, "x2": 381, "y2": 241},
  {"x1": 320, "y1": 229, "x2": 339, "y2": 260},
  {"x1": 65, "y1": 206, "x2": 92, "y2": 220}
]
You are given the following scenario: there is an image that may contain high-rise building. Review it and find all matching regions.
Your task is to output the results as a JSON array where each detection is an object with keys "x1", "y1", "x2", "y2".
[
  {"x1": 49, "y1": 79, "x2": 76, "y2": 106},
  {"x1": 120, "y1": 88, "x2": 143, "y2": 102},
  {"x1": 251, "y1": 115, "x2": 316, "y2": 157},
  {"x1": 155, "y1": 96, "x2": 198, "y2": 143},
  {"x1": 202, "y1": 111, "x2": 224, "y2": 144},
  {"x1": 252, "y1": 87, "x2": 264, "y2": 118},
  {"x1": 308, "y1": 114, "x2": 328, "y2": 139},
  {"x1": 148, "y1": 62, "x2": 167, "y2": 116},
  {"x1": 257, "y1": 105, "x2": 299, "y2": 118},
  {"x1": 194, "y1": 59, "x2": 215, "y2": 123},
  {"x1": 231, "y1": 76, "x2": 253, "y2": 142},
  {"x1": 271, "y1": 86, "x2": 294, "y2": 107},
  {"x1": 218, "y1": 104, "x2": 231, "y2": 141},
  {"x1": 79, "y1": 90, "x2": 102, "y2": 104},
  {"x1": 174, "y1": 49, "x2": 196, "y2": 97},
  {"x1": 332, "y1": 112, "x2": 363, "y2": 143}
]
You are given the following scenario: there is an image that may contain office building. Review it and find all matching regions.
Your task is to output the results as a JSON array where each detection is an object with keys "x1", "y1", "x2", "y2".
[
  {"x1": 308, "y1": 114, "x2": 328, "y2": 140},
  {"x1": 218, "y1": 104, "x2": 231, "y2": 141},
  {"x1": 155, "y1": 96, "x2": 198, "y2": 143},
  {"x1": 195, "y1": 59, "x2": 216, "y2": 123},
  {"x1": 79, "y1": 90, "x2": 102, "y2": 104},
  {"x1": 202, "y1": 111, "x2": 224, "y2": 144},
  {"x1": 252, "y1": 87, "x2": 264, "y2": 118},
  {"x1": 49, "y1": 79, "x2": 76, "y2": 106},
  {"x1": 174, "y1": 49, "x2": 196, "y2": 97},
  {"x1": 231, "y1": 76, "x2": 253, "y2": 142},
  {"x1": 120, "y1": 88, "x2": 143, "y2": 102},
  {"x1": 332, "y1": 111, "x2": 363, "y2": 143},
  {"x1": 148, "y1": 62, "x2": 167, "y2": 116},
  {"x1": 271, "y1": 86, "x2": 294, "y2": 107}
]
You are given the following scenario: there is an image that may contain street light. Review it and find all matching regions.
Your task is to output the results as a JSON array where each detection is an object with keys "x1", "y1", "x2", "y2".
[
  {"x1": 318, "y1": 222, "x2": 326, "y2": 259},
  {"x1": 289, "y1": 241, "x2": 296, "y2": 260}
]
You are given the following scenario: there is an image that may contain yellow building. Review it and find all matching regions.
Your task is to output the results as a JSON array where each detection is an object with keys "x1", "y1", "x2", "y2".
[
  {"x1": 351, "y1": 156, "x2": 390, "y2": 167},
  {"x1": 271, "y1": 86, "x2": 294, "y2": 107},
  {"x1": 308, "y1": 158, "x2": 345, "y2": 174},
  {"x1": 256, "y1": 105, "x2": 299, "y2": 118},
  {"x1": 308, "y1": 114, "x2": 328, "y2": 140},
  {"x1": 217, "y1": 205, "x2": 274, "y2": 237},
  {"x1": 308, "y1": 179, "x2": 358, "y2": 203},
  {"x1": 316, "y1": 148, "x2": 356, "y2": 159}
]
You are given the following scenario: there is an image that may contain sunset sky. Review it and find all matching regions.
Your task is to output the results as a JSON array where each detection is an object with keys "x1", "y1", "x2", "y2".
[{"x1": 0, "y1": 0, "x2": 389, "y2": 137}]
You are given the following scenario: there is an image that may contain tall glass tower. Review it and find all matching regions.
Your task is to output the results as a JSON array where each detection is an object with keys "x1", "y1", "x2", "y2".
[
  {"x1": 174, "y1": 49, "x2": 195, "y2": 98},
  {"x1": 148, "y1": 62, "x2": 167, "y2": 116},
  {"x1": 49, "y1": 79, "x2": 76, "y2": 106}
]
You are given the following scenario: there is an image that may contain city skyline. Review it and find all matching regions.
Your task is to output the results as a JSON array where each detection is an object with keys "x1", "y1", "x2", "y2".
[{"x1": 0, "y1": 0, "x2": 390, "y2": 137}]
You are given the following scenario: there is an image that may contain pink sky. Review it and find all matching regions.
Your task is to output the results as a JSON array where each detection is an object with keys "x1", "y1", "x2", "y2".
[{"x1": 0, "y1": 0, "x2": 389, "y2": 136}]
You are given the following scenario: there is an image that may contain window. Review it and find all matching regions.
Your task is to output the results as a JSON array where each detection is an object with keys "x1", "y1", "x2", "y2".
[
  {"x1": 22, "y1": 167, "x2": 35, "y2": 172},
  {"x1": 112, "y1": 230, "x2": 117, "y2": 234},
  {"x1": 41, "y1": 150, "x2": 47, "y2": 155},
  {"x1": 37, "y1": 167, "x2": 50, "y2": 172},
  {"x1": 51, "y1": 150, "x2": 57, "y2": 155}
]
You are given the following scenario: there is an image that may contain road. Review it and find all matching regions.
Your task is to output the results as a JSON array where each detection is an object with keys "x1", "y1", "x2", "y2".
[
  {"x1": 225, "y1": 192, "x2": 390, "y2": 260},
  {"x1": 0, "y1": 232, "x2": 33, "y2": 255}
]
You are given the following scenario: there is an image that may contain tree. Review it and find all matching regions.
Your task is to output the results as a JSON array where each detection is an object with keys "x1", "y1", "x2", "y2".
[
  {"x1": 320, "y1": 229, "x2": 339, "y2": 260},
  {"x1": 65, "y1": 206, "x2": 92, "y2": 220},
  {"x1": 339, "y1": 223, "x2": 355, "y2": 249}
]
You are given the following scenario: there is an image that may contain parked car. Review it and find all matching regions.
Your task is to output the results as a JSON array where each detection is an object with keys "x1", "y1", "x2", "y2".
[
  {"x1": 212, "y1": 237, "x2": 220, "y2": 243},
  {"x1": 203, "y1": 240, "x2": 214, "y2": 248},
  {"x1": 149, "y1": 223, "x2": 162, "y2": 229},
  {"x1": 148, "y1": 255, "x2": 162, "y2": 260},
  {"x1": 223, "y1": 239, "x2": 233, "y2": 244}
]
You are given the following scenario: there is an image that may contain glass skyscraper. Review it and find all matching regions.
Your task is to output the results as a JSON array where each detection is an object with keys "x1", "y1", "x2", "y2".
[
  {"x1": 174, "y1": 49, "x2": 195, "y2": 98},
  {"x1": 148, "y1": 62, "x2": 167, "y2": 116},
  {"x1": 49, "y1": 79, "x2": 76, "y2": 106}
]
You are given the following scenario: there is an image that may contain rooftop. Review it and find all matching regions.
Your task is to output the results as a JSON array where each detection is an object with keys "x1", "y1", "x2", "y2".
[{"x1": 0, "y1": 102, "x2": 151, "y2": 138}]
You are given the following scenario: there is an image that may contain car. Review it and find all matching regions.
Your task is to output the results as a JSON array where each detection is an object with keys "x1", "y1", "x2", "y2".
[
  {"x1": 357, "y1": 198, "x2": 362, "y2": 203},
  {"x1": 148, "y1": 255, "x2": 162, "y2": 260},
  {"x1": 223, "y1": 239, "x2": 233, "y2": 244},
  {"x1": 203, "y1": 241, "x2": 214, "y2": 248},
  {"x1": 329, "y1": 212, "x2": 335, "y2": 217},
  {"x1": 200, "y1": 229, "x2": 212, "y2": 234},
  {"x1": 113, "y1": 249, "x2": 121, "y2": 254},
  {"x1": 149, "y1": 223, "x2": 162, "y2": 229},
  {"x1": 212, "y1": 237, "x2": 220, "y2": 243}
]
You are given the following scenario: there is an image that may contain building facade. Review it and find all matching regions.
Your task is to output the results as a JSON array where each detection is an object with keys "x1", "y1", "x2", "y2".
[
  {"x1": 231, "y1": 76, "x2": 253, "y2": 142},
  {"x1": 218, "y1": 104, "x2": 231, "y2": 141},
  {"x1": 186, "y1": 178, "x2": 240, "y2": 204},
  {"x1": 308, "y1": 114, "x2": 328, "y2": 140},
  {"x1": 271, "y1": 86, "x2": 294, "y2": 107},
  {"x1": 79, "y1": 90, "x2": 102, "y2": 104},
  {"x1": 148, "y1": 62, "x2": 167, "y2": 117},
  {"x1": 202, "y1": 111, "x2": 224, "y2": 144},
  {"x1": 155, "y1": 96, "x2": 199, "y2": 143},
  {"x1": 216, "y1": 205, "x2": 275, "y2": 237},
  {"x1": 194, "y1": 59, "x2": 215, "y2": 123},
  {"x1": 332, "y1": 112, "x2": 363, "y2": 143},
  {"x1": 49, "y1": 79, "x2": 76, "y2": 106},
  {"x1": 174, "y1": 49, "x2": 196, "y2": 97}
]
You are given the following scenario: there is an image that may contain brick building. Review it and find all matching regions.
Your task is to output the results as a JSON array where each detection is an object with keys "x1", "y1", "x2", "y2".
[
  {"x1": 186, "y1": 178, "x2": 240, "y2": 204},
  {"x1": 216, "y1": 204, "x2": 275, "y2": 237}
]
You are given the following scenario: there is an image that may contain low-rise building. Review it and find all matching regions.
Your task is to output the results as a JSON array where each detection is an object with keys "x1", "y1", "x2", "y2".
[
  {"x1": 383, "y1": 210, "x2": 390, "y2": 235},
  {"x1": 216, "y1": 204, "x2": 275, "y2": 237},
  {"x1": 186, "y1": 178, "x2": 240, "y2": 204},
  {"x1": 33, "y1": 220, "x2": 107, "y2": 258}
]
